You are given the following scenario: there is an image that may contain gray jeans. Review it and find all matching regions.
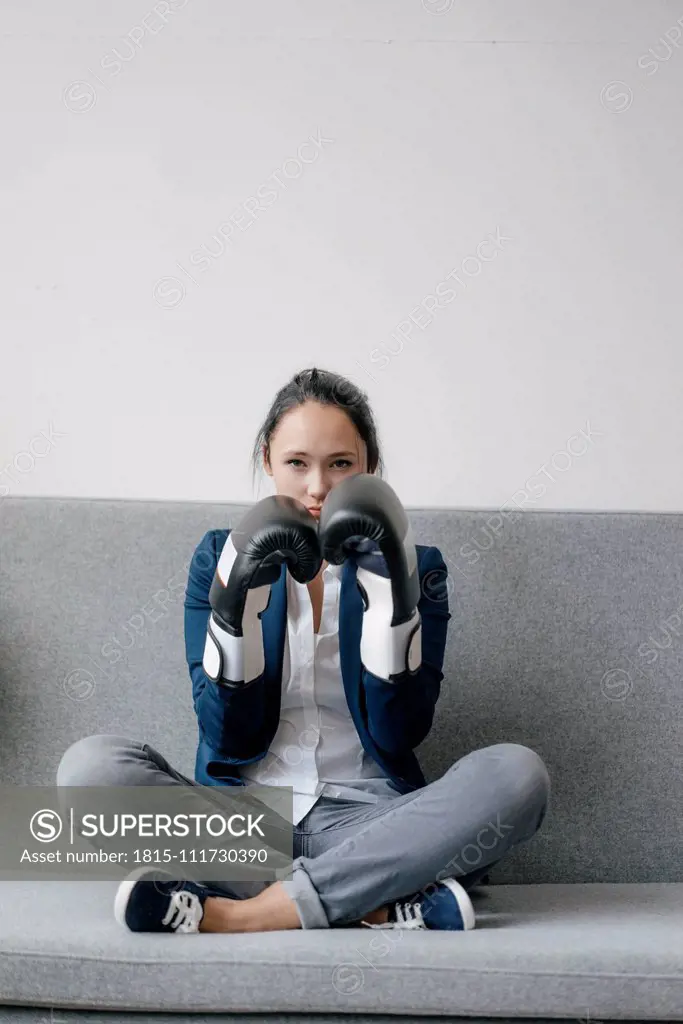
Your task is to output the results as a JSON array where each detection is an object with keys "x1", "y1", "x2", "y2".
[{"x1": 56, "y1": 735, "x2": 550, "y2": 929}]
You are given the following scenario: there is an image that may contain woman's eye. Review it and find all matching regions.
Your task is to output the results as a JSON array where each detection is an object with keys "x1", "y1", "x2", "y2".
[
  {"x1": 287, "y1": 459, "x2": 306, "y2": 468},
  {"x1": 332, "y1": 459, "x2": 353, "y2": 469}
]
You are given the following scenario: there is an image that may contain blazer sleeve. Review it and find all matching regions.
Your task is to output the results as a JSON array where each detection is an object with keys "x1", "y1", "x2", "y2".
[
  {"x1": 361, "y1": 545, "x2": 450, "y2": 755},
  {"x1": 183, "y1": 529, "x2": 268, "y2": 760}
]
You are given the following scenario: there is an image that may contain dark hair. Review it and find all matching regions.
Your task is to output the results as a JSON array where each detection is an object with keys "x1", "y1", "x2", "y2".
[{"x1": 251, "y1": 368, "x2": 384, "y2": 481}]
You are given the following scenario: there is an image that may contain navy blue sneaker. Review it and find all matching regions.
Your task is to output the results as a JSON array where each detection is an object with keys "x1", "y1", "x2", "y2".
[
  {"x1": 114, "y1": 867, "x2": 219, "y2": 933},
  {"x1": 361, "y1": 877, "x2": 476, "y2": 931}
]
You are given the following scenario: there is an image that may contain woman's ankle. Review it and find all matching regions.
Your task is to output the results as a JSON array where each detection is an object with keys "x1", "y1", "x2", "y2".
[
  {"x1": 359, "y1": 905, "x2": 390, "y2": 925},
  {"x1": 198, "y1": 887, "x2": 390, "y2": 933},
  {"x1": 199, "y1": 895, "x2": 236, "y2": 932},
  {"x1": 199, "y1": 883, "x2": 302, "y2": 933},
  {"x1": 247, "y1": 881, "x2": 302, "y2": 930}
]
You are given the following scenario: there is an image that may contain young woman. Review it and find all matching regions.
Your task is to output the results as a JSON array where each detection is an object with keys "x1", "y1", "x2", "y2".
[{"x1": 57, "y1": 367, "x2": 550, "y2": 934}]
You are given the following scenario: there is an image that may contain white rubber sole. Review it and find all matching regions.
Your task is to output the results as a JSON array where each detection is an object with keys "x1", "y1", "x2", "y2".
[{"x1": 439, "y1": 877, "x2": 477, "y2": 930}]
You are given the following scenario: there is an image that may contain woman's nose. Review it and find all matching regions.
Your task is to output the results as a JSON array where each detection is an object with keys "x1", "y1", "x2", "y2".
[{"x1": 307, "y1": 476, "x2": 328, "y2": 503}]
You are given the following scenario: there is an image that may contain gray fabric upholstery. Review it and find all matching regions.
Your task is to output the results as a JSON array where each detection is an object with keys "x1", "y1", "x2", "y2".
[
  {"x1": 0, "y1": 1015, "x2": 636, "y2": 1024},
  {"x1": 0, "y1": 496, "x2": 682, "y2": 1020},
  {"x1": 0, "y1": 880, "x2": 681, "y2": 1018}
]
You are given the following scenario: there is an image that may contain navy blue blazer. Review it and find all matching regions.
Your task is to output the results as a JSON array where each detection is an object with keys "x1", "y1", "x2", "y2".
[{"x1": 183, "y1": 529, "x2": 451, "y2": 796}]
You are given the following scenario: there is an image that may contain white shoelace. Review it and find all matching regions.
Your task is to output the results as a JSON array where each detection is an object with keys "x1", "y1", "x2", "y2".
[
  {"x1": 161, "y1": 890, "x2": 204, "y2": 933},
  {"x1": 362, "y1": 899, "x2": 426, "y2": 930}
]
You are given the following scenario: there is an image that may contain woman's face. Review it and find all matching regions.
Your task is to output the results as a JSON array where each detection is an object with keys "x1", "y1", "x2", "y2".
[{"x1": 264, "y1": 401, "x2": 368, "y2": 520}]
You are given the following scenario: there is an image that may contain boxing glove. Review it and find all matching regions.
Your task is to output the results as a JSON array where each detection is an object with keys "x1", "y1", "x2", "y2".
[
  {"x1": 203, "y1": 496, "x2": 321, "y2": 689},
  {"x1": 319, "y1": 474, "x2": 422, "y2": 681}
]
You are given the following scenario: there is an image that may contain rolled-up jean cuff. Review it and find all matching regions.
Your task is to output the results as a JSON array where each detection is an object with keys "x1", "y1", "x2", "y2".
[{"x1": 280, "y1": 863, "x2": 330, "y2": 929}]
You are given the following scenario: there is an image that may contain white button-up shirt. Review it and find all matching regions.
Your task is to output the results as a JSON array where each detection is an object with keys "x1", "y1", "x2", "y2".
[{"x1": 240, "y1": 562, "x2": 397, "y2": 824}]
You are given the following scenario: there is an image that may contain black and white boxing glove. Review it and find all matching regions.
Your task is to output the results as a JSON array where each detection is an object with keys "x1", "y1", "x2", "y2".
[
  {"x1": 203, "y1": 496, "x2": 321, "y2": 689},
  {"x1": 318, "y1": 474, "x2": 421, "y2": 681}
]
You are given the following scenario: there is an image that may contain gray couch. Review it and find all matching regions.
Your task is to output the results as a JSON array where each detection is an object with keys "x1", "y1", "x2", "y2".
[{"x1": 0, "y1": 495, "x2": 681, "y2": 1023}]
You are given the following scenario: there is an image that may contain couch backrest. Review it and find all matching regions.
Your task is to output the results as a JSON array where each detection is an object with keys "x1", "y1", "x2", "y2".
[{"x1": 1, "y1": 496, "x2": 681, "y2": 883}]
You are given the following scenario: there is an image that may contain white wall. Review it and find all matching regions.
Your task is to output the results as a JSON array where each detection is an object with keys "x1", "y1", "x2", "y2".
[{"x1": 1, "y1": 0, "x2": 681, "y2": 511}]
